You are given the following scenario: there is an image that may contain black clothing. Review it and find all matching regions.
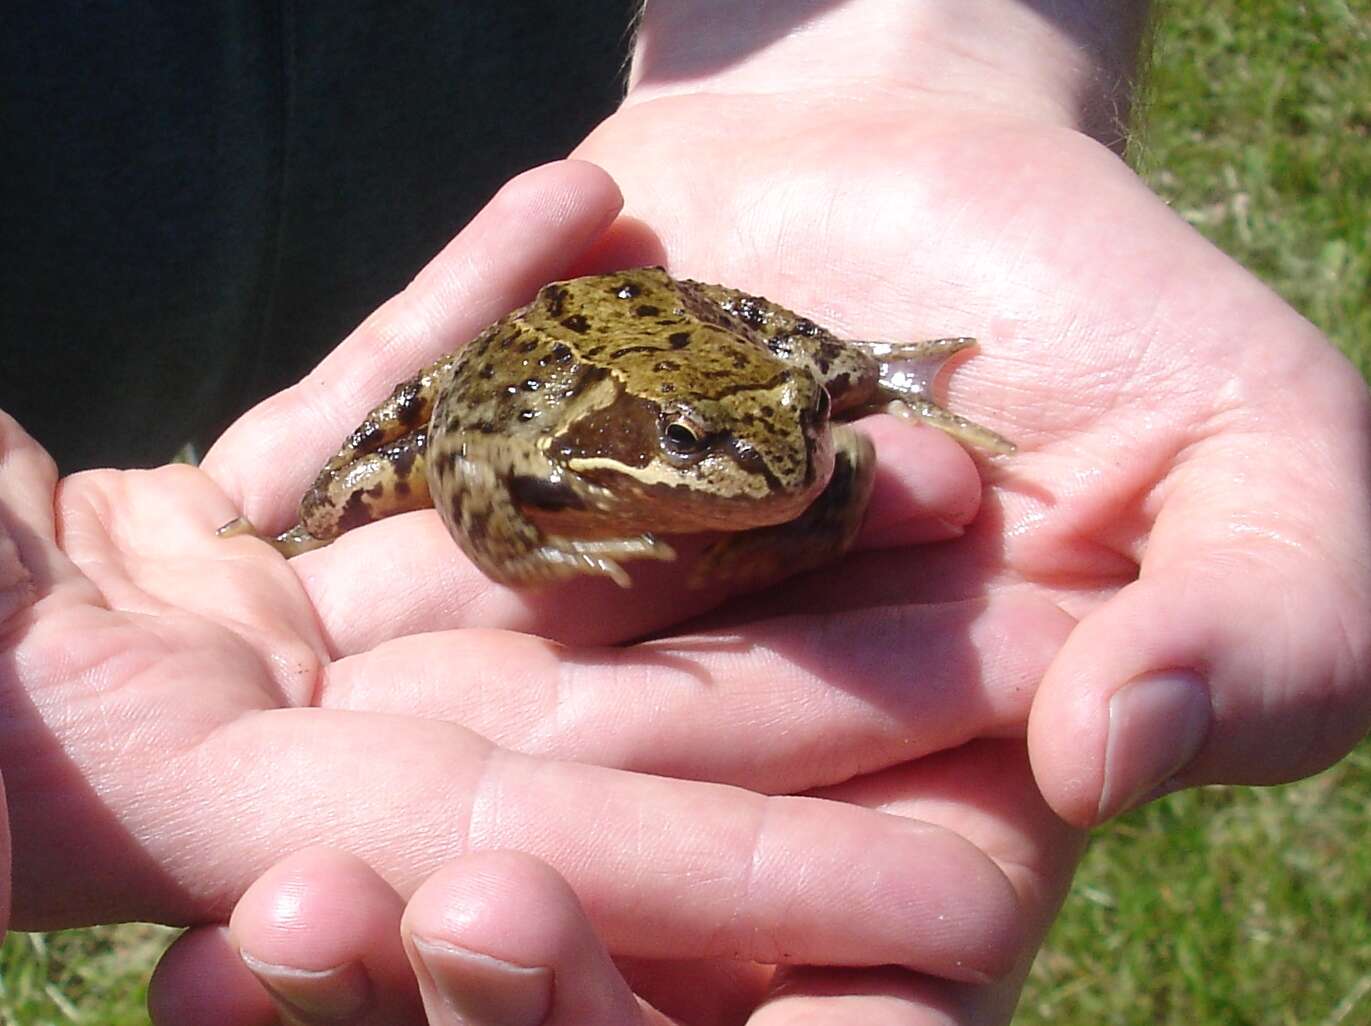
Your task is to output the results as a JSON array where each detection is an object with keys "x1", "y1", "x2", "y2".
[{"x1": 2, "y1": 2, "x2": 633, "y2": 470}]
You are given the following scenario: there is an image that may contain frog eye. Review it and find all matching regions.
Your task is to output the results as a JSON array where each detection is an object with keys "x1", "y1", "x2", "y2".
[{"x1": 662, "y1": 416, "x2": 709, "y2": 459}]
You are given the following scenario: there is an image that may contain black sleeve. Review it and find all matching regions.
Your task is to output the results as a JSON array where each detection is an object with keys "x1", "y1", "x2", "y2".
[{"x1": 1, "y1": 1, "x2": 634, "y2": 471}]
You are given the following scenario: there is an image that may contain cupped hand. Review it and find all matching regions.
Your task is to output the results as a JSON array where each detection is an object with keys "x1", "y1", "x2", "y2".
[
  {"x1": 148, "y1": 741, "x2": 1080, "y2": 1026},
  {"x1": 0, "y1": 161, "x2": 1058, "y2": 983},
  {"x1": 571, "y1": 60, "x2": 1371, "y2": 828}
]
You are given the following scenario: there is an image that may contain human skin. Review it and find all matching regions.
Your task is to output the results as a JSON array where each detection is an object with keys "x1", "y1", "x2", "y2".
[
  {"x1": 150, "y1": 1, "x2": 1371, "y2": 1022},
  {"x1": 0, "y1": 160, "x2": 1065, "y2": 986}
]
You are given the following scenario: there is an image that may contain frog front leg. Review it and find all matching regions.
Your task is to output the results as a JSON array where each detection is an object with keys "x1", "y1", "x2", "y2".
[
  {"x1": 428, "y1": 435, "x2": 677, "y2": 589},
  {"x1": 217, "y1": 352, "x2": 456, "y2": 555},
  {"x1": 689, "y1": 423, "x2": 876, "y2": 588}
]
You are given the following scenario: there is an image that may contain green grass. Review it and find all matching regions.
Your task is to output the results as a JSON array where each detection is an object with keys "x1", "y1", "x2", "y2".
[
  {"x1": 1022, "y1": 743, "x2": 1371, "y2": 1026},
  {"x1": 3, "y1": 1, "x2": 1369, "y2": 1022},
  {"x1": 1133, "y1": 0, "x2": 1371, "y2": 374},
  {"x1": 0, "y1": 926, "x2": 173, "y2": 1026}
]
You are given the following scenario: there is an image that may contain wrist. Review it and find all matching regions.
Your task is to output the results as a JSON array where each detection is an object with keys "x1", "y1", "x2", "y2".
[{"x1": 628, "y1": 0, "x2": 1152, "y2": 145}]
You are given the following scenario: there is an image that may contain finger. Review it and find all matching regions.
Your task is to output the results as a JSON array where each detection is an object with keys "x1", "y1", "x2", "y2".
[
  {"x1": 149, "y1": 926, "x2": 277, "y2": 1026},
  {"x1": 203, "y1": 159, "x2": 625, "y2": 530},
  {"x1": 0, "y1": 410, "x2": 86, "y2": 613},
  {"x1": 231, "y1": 848, "x2": 424, "y2": 1025},
  {"x1": 752, "y1": 740, "x2": 1085, "y2": 1026},
  {"x1": 282, "y1": 416, "x2": 988, "y2": 652},
  {"x1": 614, "y1": 957, "x2": 773, "y2": 1025},
  {"x1": 1029, "y1": 403, "x2": 1371, "y2": 825},
  {"x1": 403, "y1": 851, "x2": 672, "y2": 1026},
  {"x1": 150, "y1": 848, "x2": 426, "y2": 1026},
  {"x1": 320, "y1": 590, "x2": 1073, "y2": 793},
  {"x1": 171, "y1": 711, "x2": 1022, "y2": 982}
]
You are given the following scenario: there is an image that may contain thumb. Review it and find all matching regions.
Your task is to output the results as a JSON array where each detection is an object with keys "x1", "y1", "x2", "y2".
[{"x1": 1029, "y1": 538, "x2": 1371, "y2": 827}]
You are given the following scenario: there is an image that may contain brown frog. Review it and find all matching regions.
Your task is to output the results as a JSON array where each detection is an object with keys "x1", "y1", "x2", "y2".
[{"x1": 219, "y1": 268, "x2": 1012, "y2": 587}]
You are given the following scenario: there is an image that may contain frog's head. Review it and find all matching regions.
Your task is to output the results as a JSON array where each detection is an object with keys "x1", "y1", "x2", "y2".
[{"x1": 548, "y1": 333, "x2": 836, "y2": 532}]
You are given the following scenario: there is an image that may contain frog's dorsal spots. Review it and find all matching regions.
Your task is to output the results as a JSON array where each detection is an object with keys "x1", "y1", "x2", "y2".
[
  {"x1": 338, "y1": 492, "x2": 374, "y2": 532},
  {"x1": 519, "y1": 337, "x2": 540, "y2": 353},
  {"x1": 393, "y1": 381, "x2": 427, "y2": 429},
  {"x1": 635, "y1": 305, "x2": 660, "y2": 318},
  {"x1": 561, "y1": 314, "x2": 591, "y2": 334},
  {"x1": 729, "y1": 296, "x2": 767, "y2": 329},
  {"x1": 615, "y1": 280, "x2": 643, "y2": 300},
  {"x1": 540, "y1": 342, "x2": 575, "y2": 367},
  {"x1": 478, "y1": 364, "x2": 495, "y2": 379},
  {"x1": 347, "y1": 421, "x2": 384, "y2": 453},
  {"x1": 391, "y1": 437, "x2": 422, "y2": 477},
  {"x1": 518, "y1": 409, "x2": 538, "y2": 422},
  {"x1": 669, "y1": 332, "x2": 691, "y2": 349},
  {"x1": 542, "y1": 284, "x2": 568, "y2": 317},
  {"x1": 609, "y1": 344, "x2": 665, "y2": 360}
]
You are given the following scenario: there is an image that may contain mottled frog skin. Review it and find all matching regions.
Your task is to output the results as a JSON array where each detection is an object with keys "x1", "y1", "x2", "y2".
[{"x1": 220, "y1": 268, "x2": 1012, "y2": 587}]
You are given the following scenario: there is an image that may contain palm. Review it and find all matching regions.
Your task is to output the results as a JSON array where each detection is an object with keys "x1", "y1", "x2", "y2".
[
  {"x1": 578, "y1": 93, "x2": 1371, "y2": 815},
  {"x1": 0, "y1": 163, "x2": 1068, "y2": 995}
]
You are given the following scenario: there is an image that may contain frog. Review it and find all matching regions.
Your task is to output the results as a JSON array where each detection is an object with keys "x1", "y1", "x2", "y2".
[{"x1": 218, "y1": 267, "x2": 1013, "y2": 588}]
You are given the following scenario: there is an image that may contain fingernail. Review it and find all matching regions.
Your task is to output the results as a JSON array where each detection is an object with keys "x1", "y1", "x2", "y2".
[
  {"x1": 240, "y1": 952, "x2": 372, "y2": 1023},
  {"x1": 410, "y1": 935, "x2": 553, "y2": 1026},
  {"x1": 1098, "y1": 670, "x2": 1211, "y2": 822}
]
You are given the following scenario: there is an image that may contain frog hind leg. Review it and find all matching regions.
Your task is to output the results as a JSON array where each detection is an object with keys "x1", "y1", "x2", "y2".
[
  {"x1": 217, "y1": 430, "x2": 434, "y2": 557},
  {"x1": 689, "y1": 423, "x2": 875, "y2": 589},
  {"x1": 216, "y1": 517, "x2": 332, "y2": 557},
  {"x1": 217, "y1": 354, "x2": 458, "y2": 555},
  {"x1": 853, "y1": 337, "x2": 1015, "y2": 454}
]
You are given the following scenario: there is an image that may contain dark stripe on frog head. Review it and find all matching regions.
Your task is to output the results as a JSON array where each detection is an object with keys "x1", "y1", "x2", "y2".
[
  {"x1": 509, "y1": 473, "x2": 589, "y2": 512},
  {"x1": 549, "y1": 390, "x2": 659, "y2": 469},
  {"x1": 722, "y1": 432, "x2": 784, "y2": 491}
]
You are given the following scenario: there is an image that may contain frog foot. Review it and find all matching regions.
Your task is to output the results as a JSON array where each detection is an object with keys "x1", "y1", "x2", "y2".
[
  {"x1": 881, "y1": 397, "x2": 1016, "y2": 455},
  {"x1": 490, "y1": 534, "x2": 677, "y2": 589},
  {"x1": 864, "y1": 337, "x2": 1016, "y2": 454},
  {"x1": 216, "y1": 517, "x2": 331, "y2": 557}
]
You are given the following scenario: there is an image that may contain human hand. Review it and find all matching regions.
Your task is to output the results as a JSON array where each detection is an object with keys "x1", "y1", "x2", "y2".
[
  {"x1": 147, "y1": 741, "x2": 1081, "y2": 1026},
  {"x1": 0, "y1": 161, "x2": 1051, "y2": 984},
  {"x1": 572, "y1": 0, "x2": 1371, "y2": 828}
]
